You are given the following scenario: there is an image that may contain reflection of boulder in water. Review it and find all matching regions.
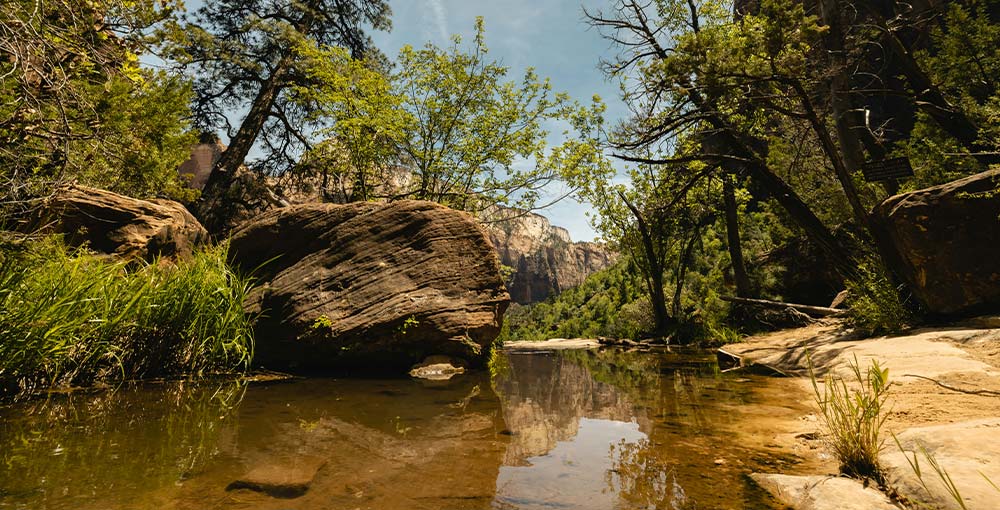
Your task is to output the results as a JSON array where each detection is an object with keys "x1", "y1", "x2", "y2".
[
  {"x1": 494, "y1": 351, "x2": 647, "y2": 463},
  {"x1": 173, "y1": 374, "x2": 510, "y2": 510}
]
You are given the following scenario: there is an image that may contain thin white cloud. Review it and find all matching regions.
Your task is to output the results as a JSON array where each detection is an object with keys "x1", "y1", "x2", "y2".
[{"x1": 427, "y1": 0, "x2": 449, "y2": 41}]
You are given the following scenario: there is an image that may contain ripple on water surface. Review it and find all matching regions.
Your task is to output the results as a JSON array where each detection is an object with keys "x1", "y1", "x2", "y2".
[{"x1": 0, "y1": 348, "x2": 809, "y2": 509}]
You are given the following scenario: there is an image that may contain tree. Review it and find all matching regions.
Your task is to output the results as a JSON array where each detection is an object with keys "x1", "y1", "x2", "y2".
[
  {"x1": 388, "y1": 18, "x2": 606, "y2": 215},
  {"x1": 293, "y1": 44, "x2": 409, "y2": 202},
  {"x1": 161, "y1": 0, "x2": 391, "y2": 228},
  {"x1": 564, "y1": 142, "x2": 722, "y2": 338},
  {"x1": 586, "y1": 0, "x2": 863, "y2": 282},
  {"x1": 299, "y1": 18, "x2": 609, "y2": 217},
  {"x1": 1, "y1": 0, "x2": 195, "y2": 212}
]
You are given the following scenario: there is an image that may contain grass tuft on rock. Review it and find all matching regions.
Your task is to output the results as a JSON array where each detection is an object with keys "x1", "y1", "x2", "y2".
[
  {"x1": 810, "y1": 355, "x2": 892, "y2": 485},
  {"x1": 0, "y1": 237, "x2": 254, "y2": 397}
]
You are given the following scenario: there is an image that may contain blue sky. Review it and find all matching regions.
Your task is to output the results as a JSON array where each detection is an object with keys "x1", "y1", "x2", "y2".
[
  {"x1": 173, "y1": 0, "x2": 624, "y2": 241},
  {"x1": 371, "y1": 0, "x2": 626, "y2": 241}
]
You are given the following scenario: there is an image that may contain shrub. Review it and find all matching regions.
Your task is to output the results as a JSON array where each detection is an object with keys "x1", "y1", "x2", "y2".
[
  {"x1": 810, "y1": 355, "x2": 892, "y2": 484},
  {"x1": 846, "y1": 259, "x2": 912, "y2": 334},
  {"x1": 0, "y1": 237, "x2": 254, "y2": 397}
]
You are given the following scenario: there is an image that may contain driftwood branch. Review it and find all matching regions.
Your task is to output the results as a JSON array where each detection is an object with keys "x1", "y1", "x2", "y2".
[
  {"x1": 720, "y1": 296, "x2": 844, "y2": 317},
  {"x1": 903, "y1": 374, "x2": 1000, "y2": 397}
]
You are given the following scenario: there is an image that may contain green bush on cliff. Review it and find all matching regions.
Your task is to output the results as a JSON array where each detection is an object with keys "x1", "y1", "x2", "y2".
[{"x1": 0, "y1": 238, "x2": 254, "y2": 397}]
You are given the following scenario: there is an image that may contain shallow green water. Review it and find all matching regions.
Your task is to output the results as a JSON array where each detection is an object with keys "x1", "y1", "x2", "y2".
[{"x1": 0, "y1": 348, "x2": 808, "y2": 509}]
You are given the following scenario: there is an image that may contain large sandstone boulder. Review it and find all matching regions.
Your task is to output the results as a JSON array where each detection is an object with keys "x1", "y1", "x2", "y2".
[
  {"x1": 227, "y1": 200, "x2": 510, "y2": 372},
  {"x1": 29, "y1": 185, "x2": 207, "y2": 260},
  {"x1": 872, "y1": 169, "x2": 1000, "y2": 315}
]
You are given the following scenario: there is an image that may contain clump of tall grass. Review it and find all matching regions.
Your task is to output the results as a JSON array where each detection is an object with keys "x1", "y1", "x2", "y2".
[
  {"x1": 846, "y1": 259, "x2": 912, "y2": 335},
  {"x1": 0, "y1": 237, "x2": 254, "y2": 397},
  {"x1": 810, "y1": 355, "x2": 892, "y2": 484}
]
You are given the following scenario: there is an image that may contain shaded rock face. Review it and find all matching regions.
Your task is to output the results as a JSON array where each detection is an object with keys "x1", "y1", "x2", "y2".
[
  {"x1": 29, "y1": 185, "x2": 207, "y2": 260},
  {"x1": 487, "y1": 212, "x2": 616, "y2": 304},
  {"x1": 227, "y1": 200, "x2": 510, "y2": 372},
  {"x1": 873, "y1": 169, "x2": 1000, "y2": 315}
]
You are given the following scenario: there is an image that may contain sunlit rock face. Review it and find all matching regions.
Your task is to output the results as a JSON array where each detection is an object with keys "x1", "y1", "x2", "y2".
[
  {"x1": 176, "y1": 139, "x2": 223, "y2": 190},
  {"x1": 227, "y1": 200, "x2": 510, "y2": 372},
  {"x1": 486, "y1": 211, "x2": 616, "y2": 304},
  {"x1": 25, "y1": 184, "x2": 207, "y2": 261}
]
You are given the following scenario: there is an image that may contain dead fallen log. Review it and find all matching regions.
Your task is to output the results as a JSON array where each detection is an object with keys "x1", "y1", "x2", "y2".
[{"x1": 720, "y1": 296, "x2": 844, "y2": 317}]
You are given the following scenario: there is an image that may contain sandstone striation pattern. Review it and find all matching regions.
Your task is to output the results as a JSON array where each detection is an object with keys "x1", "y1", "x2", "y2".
[
  {"x1": 29, "y1": 185, "x2": 207, "y2": 260},
  {"x1": 227, "y1": 200, "x2": 510, "y2": 372}
]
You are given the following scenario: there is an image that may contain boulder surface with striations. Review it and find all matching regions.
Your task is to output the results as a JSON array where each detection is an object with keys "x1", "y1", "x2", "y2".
[
  {"x1": 27, "y1": 185, "x2": 207, "y2": 260},
  {"x1": 872, "y1": 169, "x2": 1000, "y2": 315},
  {"x1": 227, "y1": 200, "x2": 510, "y2": 372}
]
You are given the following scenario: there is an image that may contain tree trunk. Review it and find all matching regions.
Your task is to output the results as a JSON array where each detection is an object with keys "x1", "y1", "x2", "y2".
[
  {"x1": 673, "y1": 228, "x2": 700, "y2": 318},
  {"x1": 817, "y1": 0, "x2": 869, "y2": 176},
  {"x1": 205, "y1": 55, "x2": 293, "y2": 194},
  {"x1": 788, "y1": 79, "x2": 871, "y2": 234},
  {"x1": 723, "y1": 174, "x2": 753, "y2": 297},
  {"x1": 619, "y1": 191, "x2": 672, "y2": 335},
  {"x1": 688, "y1": 86, "x2": 861, "y2": 281},
  {"x1": 875, "y1": 15, "x2": 996, "y2": 162}
]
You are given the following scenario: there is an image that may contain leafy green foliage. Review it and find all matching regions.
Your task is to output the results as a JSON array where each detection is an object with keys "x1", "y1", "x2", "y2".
[
  {"x1": 811, "y1": 356, "x2": 892, "y2": 484},
  {"x1": 846, "y1": 260, "x2": 912, "y2": 334},
  {"x1": 500, "y1": 260, "x2": 651, "y2": 342},
  {"x1": 159, "y1": 0, "x2": 392, "y2": 178},
  {"x1": 0, "y1": 0, "x2": 196, "y2": 208},
  {"x1": 390, "y1": 18, "x2": 606, "y2": 213},
  {"x1": 294, "y1": 44, "x2": 409, "y2": 201},
  {"x1": 0, "y1": 238, "x2": 254, "y2": 398}
]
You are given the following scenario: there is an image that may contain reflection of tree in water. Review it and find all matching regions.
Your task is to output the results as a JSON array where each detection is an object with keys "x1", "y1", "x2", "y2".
[
  {"x1": 562, "y1": 348, "x2": 732, "y2": 434},
  {"x1": 0, "y1": 380, "x2": 246, "y2": 507},
  {"x1": 554, "y1": 348, "x2": 782, "y2": 509},
  {"x1": 608, "y1": 438, "x2": 694, "y2": 510}
]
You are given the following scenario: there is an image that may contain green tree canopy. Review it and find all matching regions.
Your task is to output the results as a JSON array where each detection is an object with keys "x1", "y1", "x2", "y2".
[{"x1": 1, "y1": 0, "x2": 196, "y2": 211}]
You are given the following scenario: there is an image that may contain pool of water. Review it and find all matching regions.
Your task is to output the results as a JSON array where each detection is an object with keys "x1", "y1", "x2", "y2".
[{"x1": 0, "y1": 347, "x2": 814, "y2": 509}]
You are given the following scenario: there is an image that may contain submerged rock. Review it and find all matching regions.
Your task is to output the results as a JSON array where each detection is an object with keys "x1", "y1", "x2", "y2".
[
  {"x1": 409, "y1": 355, "x2": 467, "y2": 380},
  {"x1": 872, "y1": 169, "x2": 1000, "y2": 315},
  {"x1": 27, "y1": 185, "x2": 207, "y2": 260},
  {"x1": 226, "y1": 455, "x2": 327, "y2": 498},
  {"x1": 228, "y1": 200, "x2": 509, "y2": 372}
]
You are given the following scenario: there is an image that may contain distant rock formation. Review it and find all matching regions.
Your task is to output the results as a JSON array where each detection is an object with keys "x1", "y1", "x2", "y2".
[
  {"x1": 486, "y1": 211, "x2": 616, "y2": 304},
  {"x1": 27, "y1": 185, "x2": 207, "y2": 260},
  {"x1": 176, "y1": 136, "x2": 223, "y2": 190},
  {"x1": 873, "y1": 168, "x2": 1000, "y2": 315},
  {"x1": 227, "y1": 200, "x2": 510, "y2": 373}
]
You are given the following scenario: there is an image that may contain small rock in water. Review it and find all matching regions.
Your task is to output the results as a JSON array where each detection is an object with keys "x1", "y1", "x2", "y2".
[
  {"x1": 409, "y1": 356, "x2": 466, "y2": 380},
  {"x1": 226, "y1": 455, "x2": 327, "y2": 498}
]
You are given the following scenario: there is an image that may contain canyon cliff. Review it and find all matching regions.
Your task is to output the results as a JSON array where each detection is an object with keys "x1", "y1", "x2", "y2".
[{"x1": 485, "y1": 212, "x2": 616, "y2": 304}]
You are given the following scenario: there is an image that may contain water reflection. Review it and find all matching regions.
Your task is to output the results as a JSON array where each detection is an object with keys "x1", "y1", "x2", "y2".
[
  {"x1": 493, "y1": 349, "x2": 790, "y2": 509},
  {"x1": 0, "y1": 348, "x2": 802, "y2": 510}
]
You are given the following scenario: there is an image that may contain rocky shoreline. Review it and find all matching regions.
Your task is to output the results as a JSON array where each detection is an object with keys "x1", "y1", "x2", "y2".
[{"x1": 723, "y1": 318, "x2": 1000, "y2": 510}]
